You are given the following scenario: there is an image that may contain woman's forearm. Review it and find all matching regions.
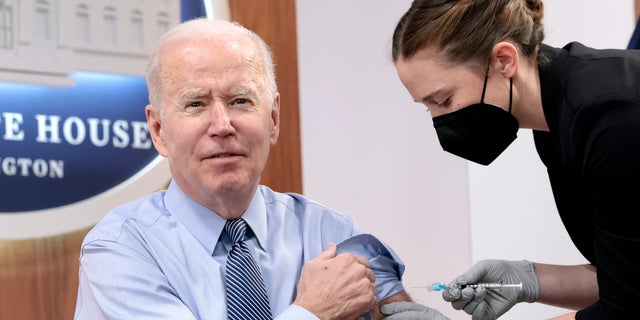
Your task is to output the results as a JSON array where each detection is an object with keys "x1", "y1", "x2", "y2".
[{"x1": 535, "y1": 263, "x2": 598, "y2": 310}]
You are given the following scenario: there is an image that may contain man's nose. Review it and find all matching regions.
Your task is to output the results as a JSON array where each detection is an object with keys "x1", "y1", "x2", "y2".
[{"x1": 207, "y1": 102, "x2": 235, "y2": 137}]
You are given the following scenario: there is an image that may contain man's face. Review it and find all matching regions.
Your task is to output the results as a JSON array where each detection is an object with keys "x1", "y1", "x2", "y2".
[{"x1": 146, "y1": 35, "x2": 280, "y2": 212}]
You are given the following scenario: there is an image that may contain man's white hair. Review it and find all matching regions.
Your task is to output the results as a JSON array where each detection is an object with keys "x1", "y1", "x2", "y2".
[{"x1": 145, "y1": 18, "x2": 278, "y2": 112}]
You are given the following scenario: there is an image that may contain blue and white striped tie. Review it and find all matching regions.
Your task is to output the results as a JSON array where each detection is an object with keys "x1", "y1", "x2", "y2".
[{"x1": 224, "y1": 218, "x2": 272, "y2": 320}]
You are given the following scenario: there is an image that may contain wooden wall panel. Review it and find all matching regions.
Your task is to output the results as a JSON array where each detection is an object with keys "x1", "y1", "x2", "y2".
[
  {"x1": 229, "y1": 0, "x2": 303, "y2": 194},
  {"x1": 0, "y1": 228, "x2": 88, "y2": 320}
]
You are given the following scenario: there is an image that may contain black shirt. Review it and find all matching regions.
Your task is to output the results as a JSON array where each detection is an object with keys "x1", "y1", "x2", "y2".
[{"x1": 534, "y1": 42, "x2": 640, "y2": 319}]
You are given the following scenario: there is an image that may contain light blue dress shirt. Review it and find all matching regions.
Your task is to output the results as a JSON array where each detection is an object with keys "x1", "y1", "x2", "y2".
[{"x1": 75, "y1": 180, "x2": 404, "y2": 319}]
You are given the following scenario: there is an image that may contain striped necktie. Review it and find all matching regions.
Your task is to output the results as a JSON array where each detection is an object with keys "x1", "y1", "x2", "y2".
[{"x1": 224, "y1": 218, "x2": 272, "y2": 320}]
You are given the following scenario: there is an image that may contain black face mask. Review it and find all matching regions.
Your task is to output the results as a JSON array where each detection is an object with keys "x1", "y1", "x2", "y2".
[{"x1": 432, "y1": 72, "x2": 519, "y2": 166}]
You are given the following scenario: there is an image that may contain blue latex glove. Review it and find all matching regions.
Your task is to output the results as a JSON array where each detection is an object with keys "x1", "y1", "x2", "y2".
[
  {"x1": 380, "y1": 301, "x2": 450, "y2": 320},
  {"x1": 442, "y1": 260, "x2": 540, "y2": 320}
]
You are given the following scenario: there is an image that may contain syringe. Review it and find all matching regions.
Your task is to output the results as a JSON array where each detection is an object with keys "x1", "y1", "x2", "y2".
[{"x1": 416, "y1": 281, "x2": 523, "y2": 292}]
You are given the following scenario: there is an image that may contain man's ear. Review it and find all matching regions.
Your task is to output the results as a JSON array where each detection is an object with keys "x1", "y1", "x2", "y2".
[
  {"x1": 491, "y1": 41, "x2": 519, "y2": 78},
  {"x1": 269, "y1": 94, "x2": 281, "y2": 146},
  {"x1": 145, "y1": 104, "x2": 168, "y2": 156}
]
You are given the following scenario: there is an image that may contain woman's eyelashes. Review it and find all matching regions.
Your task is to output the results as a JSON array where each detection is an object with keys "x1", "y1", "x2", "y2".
[
  {"x1": 439, "y1": 97, "x2": 452, "y2": 107},
  {"x1": 428, "y1": 96, "x2": 451, "y2": 108}
]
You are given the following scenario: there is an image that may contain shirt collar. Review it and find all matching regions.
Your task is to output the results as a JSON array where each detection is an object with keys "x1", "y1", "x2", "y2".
[
  {"x1": 538, "y1": 43, "x2": 566, "y2": 134},
  {"x1": 164, "y1": 180, "x2": 268, "y2": 254},
  {"x1": 238, "y1": 187, "x2": 268, "y2": 251}
]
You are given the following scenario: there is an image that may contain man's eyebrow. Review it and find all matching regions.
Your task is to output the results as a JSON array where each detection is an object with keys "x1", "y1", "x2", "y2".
[
  {"x1": 181, "y1": 90, "x2": 210, "y2": 100},
  {"x1": 229, "y1": 87, "x2": 257, "y2": 97}
]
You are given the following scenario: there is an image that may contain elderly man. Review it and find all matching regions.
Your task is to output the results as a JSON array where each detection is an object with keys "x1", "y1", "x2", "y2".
[{"x1": 74, "y1": 18, "x2": 446, "y2": 320}]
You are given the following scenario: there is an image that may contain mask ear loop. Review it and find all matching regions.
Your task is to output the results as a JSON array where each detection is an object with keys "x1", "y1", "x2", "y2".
[
  {"x1": 480, "y1": 63, "x2": 490, "y2": 103},
  {"x1": 483, "y1": 60, "x2": 514, "y2": 113},
  {"x1": 508, "y1": 78, "x2": 513, "y2": 113}
]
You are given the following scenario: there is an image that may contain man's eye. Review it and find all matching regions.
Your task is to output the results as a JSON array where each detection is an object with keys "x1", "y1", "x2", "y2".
[
  {"x1": 187, "y1": 101, "x2": 203, "y2": 108},
  {"x1": 232, "y1": 98, "x2": 249, "y2": 105}
]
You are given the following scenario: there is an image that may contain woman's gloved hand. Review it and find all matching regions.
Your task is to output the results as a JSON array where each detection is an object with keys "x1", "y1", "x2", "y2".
[
  {"x1": 442, "y1": 259, "x2": 540, "y2": 320},
  {"x1": 379, "y1": 301, "x2": 450, "y2": 320}
]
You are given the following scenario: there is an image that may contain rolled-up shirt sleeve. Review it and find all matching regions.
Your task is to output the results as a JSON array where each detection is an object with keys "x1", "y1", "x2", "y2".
[{"x1": 336, "y1": 234, "x2": 405, "y2": 301}]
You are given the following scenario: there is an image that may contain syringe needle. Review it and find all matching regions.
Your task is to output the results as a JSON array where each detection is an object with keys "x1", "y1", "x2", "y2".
[{"x1": 411, "y1": 282, "x2": 449, "y2": 291}]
